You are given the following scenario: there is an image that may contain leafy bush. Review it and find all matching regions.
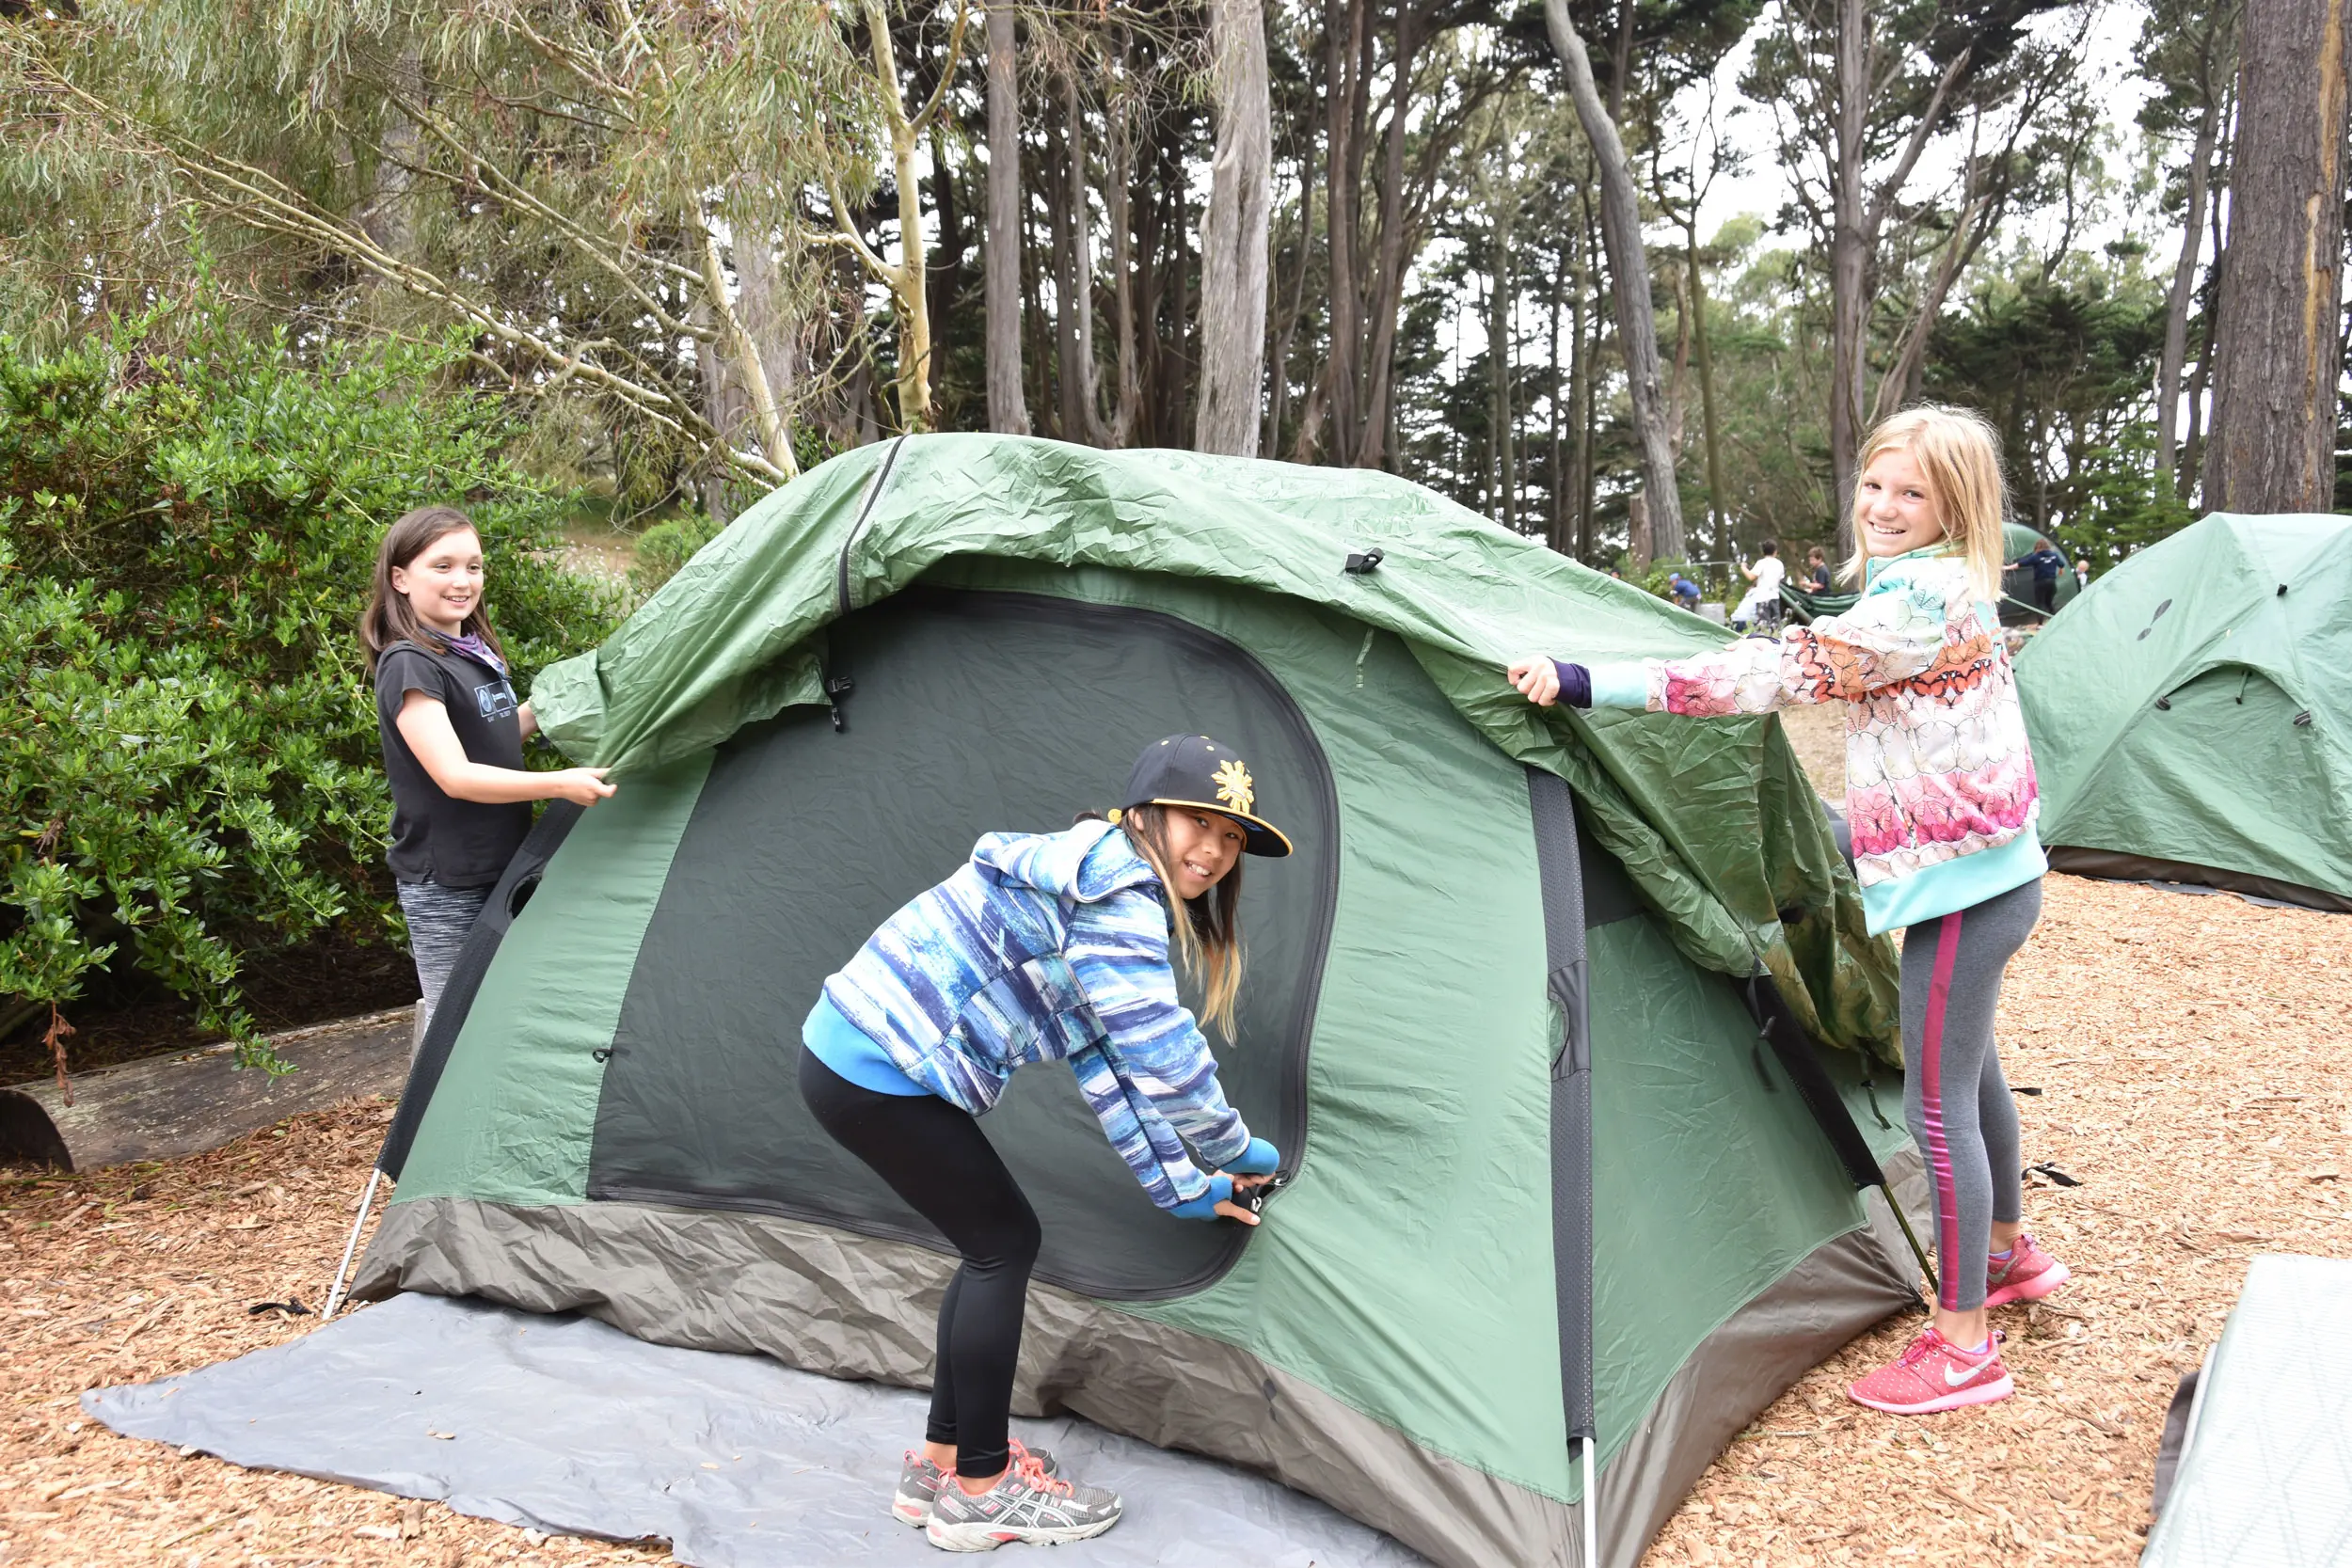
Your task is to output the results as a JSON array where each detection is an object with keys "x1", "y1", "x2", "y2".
[
  {"x1": 628, "y1": 509, "x2": 727, "y2": 598},
  {"x1": 0, "y1": 309, "x2": 616, "y2": 1071}
]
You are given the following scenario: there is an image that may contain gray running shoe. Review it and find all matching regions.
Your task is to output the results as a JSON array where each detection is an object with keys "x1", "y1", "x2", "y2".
[
  {"x1": 890, "y1": 1440, "x2": 1058, "y2": 1527},
  {"x1": 923, "y1": 1453, "x2": 1120, "y2": 1552}
]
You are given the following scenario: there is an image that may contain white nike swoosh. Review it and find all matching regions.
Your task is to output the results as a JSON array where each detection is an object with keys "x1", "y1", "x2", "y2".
[{"x1": 1945, "y1": 1359, "x2": 1988, "y2": 1387}]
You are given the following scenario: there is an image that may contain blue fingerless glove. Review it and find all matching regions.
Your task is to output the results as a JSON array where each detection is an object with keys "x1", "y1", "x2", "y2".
[
  {"x1": 1168, "y1": 1174, "x2": 1234, "y2": 1222},
  {"x1": 1225, "y1": 1137, "x2": 1281, "y2": 1177},
  {"x1": 1550, "y1": 660, "x2": 1594, "y2": 709}
]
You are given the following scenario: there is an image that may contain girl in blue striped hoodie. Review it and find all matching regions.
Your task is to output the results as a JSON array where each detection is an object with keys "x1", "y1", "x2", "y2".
[{"x1": 799, "y1": 735, "x2": 1288, "y2": 1553}]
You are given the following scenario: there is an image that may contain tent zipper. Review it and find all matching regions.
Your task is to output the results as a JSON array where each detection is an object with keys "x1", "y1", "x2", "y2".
[{"x1": 835, "y1": 436, "x2": 910, "y2": 619}]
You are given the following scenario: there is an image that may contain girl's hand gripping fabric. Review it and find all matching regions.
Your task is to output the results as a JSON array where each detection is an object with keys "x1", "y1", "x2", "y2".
[
  {"x1": 1507, "y1": 657, "x2": 1592, "y2": 708},
  {"x1": 1168, "y1": 1174, "x2": 1256, "y2": 1224}
]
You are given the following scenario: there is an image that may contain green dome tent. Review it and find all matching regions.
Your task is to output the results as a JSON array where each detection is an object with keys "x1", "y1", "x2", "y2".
[
  {"x1": 2017, "y1": 512, "x2": 2352, "y2": 912},
  {"x1": 348, "y1": 435, "x2": 1919, "y2": 1568}
]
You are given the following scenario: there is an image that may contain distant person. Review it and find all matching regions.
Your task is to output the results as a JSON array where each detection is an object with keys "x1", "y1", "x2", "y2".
[
  {"x1": 1509, "y1": 404, "x2": 2068, "y2": 1417},
  {"x1": 361, "y1": 506, "x2": 616, "y2": 1053},
  {"x1": 1731, "y1": 540, "x2": 1785, "y2": 632},
  {"x1": 2074, "y1": 554, "x2": 2091, "y2": 594},
  {"x1": 2024, "y1": 537, "x2": 2064, "y2": 613},
  {"x1": 1806, "y1": 546, "x2": 1833, "y2": 593},
  {"x1": 803, "y1": 736, "x2": 1286, "y2": 1549},
  {"x1": 1667, "y1": 569, "x2": 1703, "y2": 611}
]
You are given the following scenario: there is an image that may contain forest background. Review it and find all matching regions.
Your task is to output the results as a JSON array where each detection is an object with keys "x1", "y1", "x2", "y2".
[{"x1": 1, "y1": 0, "x2": 2345, "y2": 1067}]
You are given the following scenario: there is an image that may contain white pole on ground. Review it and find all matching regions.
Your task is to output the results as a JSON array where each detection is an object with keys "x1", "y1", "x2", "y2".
[
  {"x1": 1582, "y1": 1433, "x2": 1597, "y2": 1568},
  {"x1": 322, "y1": 1167, "x2": 383, "y2": 1321}
]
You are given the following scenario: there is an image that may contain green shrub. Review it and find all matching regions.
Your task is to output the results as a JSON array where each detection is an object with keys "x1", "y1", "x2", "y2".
[
  {"x1": 628, "y1": 509, "x2": 727, "y2": 598},
  {"x1": 0, "y1": 309, "x2": 616, "y2": 1071}
]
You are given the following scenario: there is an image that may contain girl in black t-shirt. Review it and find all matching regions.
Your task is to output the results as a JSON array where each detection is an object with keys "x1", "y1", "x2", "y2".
[{"x1": 359, "y1": 506, "x2": 616, "y2": 1047}]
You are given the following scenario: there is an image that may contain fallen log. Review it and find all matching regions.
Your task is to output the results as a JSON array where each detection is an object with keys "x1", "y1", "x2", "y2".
[{"x1": 0, "y1": 1007, "x2": 414, "y2": 1171}]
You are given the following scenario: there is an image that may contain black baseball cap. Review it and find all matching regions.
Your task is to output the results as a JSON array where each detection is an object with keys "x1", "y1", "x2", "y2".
[{"x1": 1110, "y1": 735, "x2": 1294, "y2": 858}]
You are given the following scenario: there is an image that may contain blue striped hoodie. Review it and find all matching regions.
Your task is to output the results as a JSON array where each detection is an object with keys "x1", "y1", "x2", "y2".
[{"x1": 821, "y1": 820, "x2": 1253, "y2": 1210}]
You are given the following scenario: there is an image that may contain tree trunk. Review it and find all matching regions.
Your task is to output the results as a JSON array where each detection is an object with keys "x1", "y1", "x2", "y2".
[
  {"x1": 359, "y1": 45, "x2": 425, "y2": 270},
  {"x1": 1196, "y1": 0, "x2": 1273, "y2": 456},
  {"x1": 2182, "y1": 150, "x2": 2233, "y2": 499},
  {"x1": 1571, "y1": 184, "x2": 1597, "y2": 562},
  {"x1": 984, "y1": 0, "x2": 1029, "y2": 435},
  {"x1": 1049, "y1": 107, "x2": 1081, "y2": 440},
  {"x1": 1263, "y1": 141, "x2": 1316, "y2": 457},
  {"x1": 1323, "y1": 0, "x2": 1367, "y2": 463},
  {"x1": 1105, "y1": 32, "x2": 1142, "y2": 447},
  {"x1": 1548, "y1": 274, "x2": 1567, "y2": 554},
  {"x1": 698, "y1": 230, "x2": 792, "y2": 477},
  {"x1": 2156, "y1": 94, "x2": 2220, "y2": 485},
  {"x1": 2207, "y1": 0, "x2": 2352, "y2": 513},
  {"x1": 1687, "y1": 215, "x2": 1727, "y2": 562},
  {"x1": 1355, "y1": 1, "x2": 1422, "y2": 469},
  {"x1": 734, "y1": 235, "x2": 803, "y2": 475},
  {"x1": 1827, "y1": 0, "x2": 1869, "y2": 555},
  {"x1": 692, "y1": 301, "x2": 748, "y2": 520},
  {"x1": 1544, "y1": 0, "x2": 1684, "y2": 560},
  {"x1": 1872, "y1": 191, "x2": 1994, "y2": 426},
  {"x1": 1168, "y1": 158, "x2": 1195, "y2": 439},
  {"x1": 1066, "y1": 68, "x2": 1108, "y2": 443},
  {"x1": 1489, "y1": 211, "x2": 1515, "y2": 531}
]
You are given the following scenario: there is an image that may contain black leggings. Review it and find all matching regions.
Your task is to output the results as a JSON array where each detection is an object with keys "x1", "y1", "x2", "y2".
[{"x1": 797, "y1": 1049, "x2": 1041, "y2": 1480}]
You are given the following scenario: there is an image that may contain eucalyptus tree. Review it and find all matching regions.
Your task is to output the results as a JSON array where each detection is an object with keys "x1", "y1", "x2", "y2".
[
  {"x1": 1544, "y1": 0, "x2": 1681, "y2": 560},
  {"x1": 983, "y1": 0, "x2": 1029, "y2": 434},
  {"x1": 822, "y1": 0, "x2": 973, "y2": 434},
  {"x1": 1195, "y1": 0, "x2": 1272, "y2": 455},
  {"x1": 1, "y1": 0, "x2": 944, "y2": 483},
  {"x1": 2135, "y1": 0, "x2": 2238, "y2": 493},
  {"x1": 1747, "y1": 0, "x2": 2080, "y2": 549}
]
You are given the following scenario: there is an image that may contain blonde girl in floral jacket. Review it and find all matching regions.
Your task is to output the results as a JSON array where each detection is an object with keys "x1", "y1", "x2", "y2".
[{"x1": 1509, "y1": 404, "x2": 2071, "y2": 1416}]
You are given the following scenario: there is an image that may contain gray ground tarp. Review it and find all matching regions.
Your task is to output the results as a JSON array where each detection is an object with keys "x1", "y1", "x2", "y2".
[{"x1": 85, "y1": 1291, "x2": 1427, "y2": 1568}]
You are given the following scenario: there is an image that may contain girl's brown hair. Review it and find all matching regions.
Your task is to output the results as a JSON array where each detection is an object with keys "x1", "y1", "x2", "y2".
[
  {"x1": 1080, "y1": 804, "x2": 1247, "y2": 1036},
  {"x1": 359, "y1": 505, "x2": 506, "y2": 674},
  {"x1": 1840, "y1": 404, "x2": 2009, "y2": 601}
]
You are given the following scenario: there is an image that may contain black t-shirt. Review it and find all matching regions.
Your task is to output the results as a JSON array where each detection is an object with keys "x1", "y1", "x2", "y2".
[{"x1": 373, "y1": 639, "x2": 532, "y2": 887}]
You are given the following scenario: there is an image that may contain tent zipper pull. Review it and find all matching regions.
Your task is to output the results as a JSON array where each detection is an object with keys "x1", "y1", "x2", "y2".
[{"x1": 824, "y1": 673, "x2": 855, "y2": 733}]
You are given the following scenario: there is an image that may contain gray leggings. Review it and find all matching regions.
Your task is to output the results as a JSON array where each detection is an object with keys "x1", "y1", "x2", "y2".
[
  {"x1": 1900, "y1": 876, "x2": 2042, "y2": 1312},
  {"x1": 396, "y1": 879, "x2": 491, "y2": 1052}
]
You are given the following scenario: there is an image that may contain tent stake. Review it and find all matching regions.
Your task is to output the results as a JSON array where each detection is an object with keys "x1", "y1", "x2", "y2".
[
  {"x1": 323, "y1": 1167, "x2": 383, "y2": 1321},
  {"x1": 1881, "y1": 1181, "x2": 1938, "y2": 1301},
  {"x1": 1581, "y1": 1433, "x2": 1597, "y2": 1568}
]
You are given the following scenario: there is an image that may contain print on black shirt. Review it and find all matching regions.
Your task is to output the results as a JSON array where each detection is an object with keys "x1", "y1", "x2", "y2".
[{"x1": 474, "y1": 676, "x2": 518, "y2": 721}]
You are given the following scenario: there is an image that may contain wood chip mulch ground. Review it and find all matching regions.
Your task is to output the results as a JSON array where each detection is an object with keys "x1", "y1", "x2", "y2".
[{"x1": 3, "y1": 874, "x2": 2345, "y2": 1566}]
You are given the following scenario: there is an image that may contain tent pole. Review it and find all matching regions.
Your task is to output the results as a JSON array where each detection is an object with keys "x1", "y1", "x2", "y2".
[
  {"x1": 1882, "y1": 1181, "x2": 1938, "y2": 1301},
  {"x1": 1581, "y1": 1433, "x2": 1597, "y2": 1568},
  {"x1": 323, "y1": 1167, "x2": 383, "y2": 1321}
]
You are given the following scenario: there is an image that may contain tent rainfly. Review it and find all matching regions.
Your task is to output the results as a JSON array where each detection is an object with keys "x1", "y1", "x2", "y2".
[
  {"x1": 344, "y1": 435, "x2": 1925, "y2": 1568},
  {"x1": 2017, "y1": 512, "x2": 2352, "y2": 912}
]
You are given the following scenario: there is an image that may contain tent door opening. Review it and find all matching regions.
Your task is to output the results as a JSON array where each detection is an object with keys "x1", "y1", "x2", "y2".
[{"x1": 580, "y1": 588, "x2": 1341, "y2": 1303}]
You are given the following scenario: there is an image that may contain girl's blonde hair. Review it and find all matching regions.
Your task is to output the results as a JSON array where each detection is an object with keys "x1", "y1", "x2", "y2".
[
  {"x1": 1842, "y1": 404, "x2": 2008, "y2": 601},
  {"x1": 359, "y1": 505, "x2": 507, "y2": 674},
  {"x1": 1079, "y1": 804, "x2": 1247, "y2": 1036}
]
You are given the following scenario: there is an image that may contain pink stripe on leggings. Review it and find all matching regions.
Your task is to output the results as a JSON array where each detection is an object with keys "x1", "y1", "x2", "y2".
[{"x1": 1921, "y1": 911, "x2": 1964, "y2": 1310}]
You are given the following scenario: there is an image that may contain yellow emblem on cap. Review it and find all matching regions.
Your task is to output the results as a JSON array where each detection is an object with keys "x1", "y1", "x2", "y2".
[{"x1": 1212, "y1": 758, "x2": 1255, "y2": 815}]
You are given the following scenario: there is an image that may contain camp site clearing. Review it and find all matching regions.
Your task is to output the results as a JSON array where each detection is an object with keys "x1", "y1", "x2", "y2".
[{"x1": 3, "y1": 860, "x2": 2344, "y2": 1567}]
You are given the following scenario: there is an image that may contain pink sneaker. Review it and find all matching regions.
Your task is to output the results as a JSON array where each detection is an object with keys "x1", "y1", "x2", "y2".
[
  {"x1": 1985, "y1": 1233, "x2": 2071, "y2": 1307},
  {"x1": 1847, "y1": 1327, "x2": 2012, "y2": 1415}
]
